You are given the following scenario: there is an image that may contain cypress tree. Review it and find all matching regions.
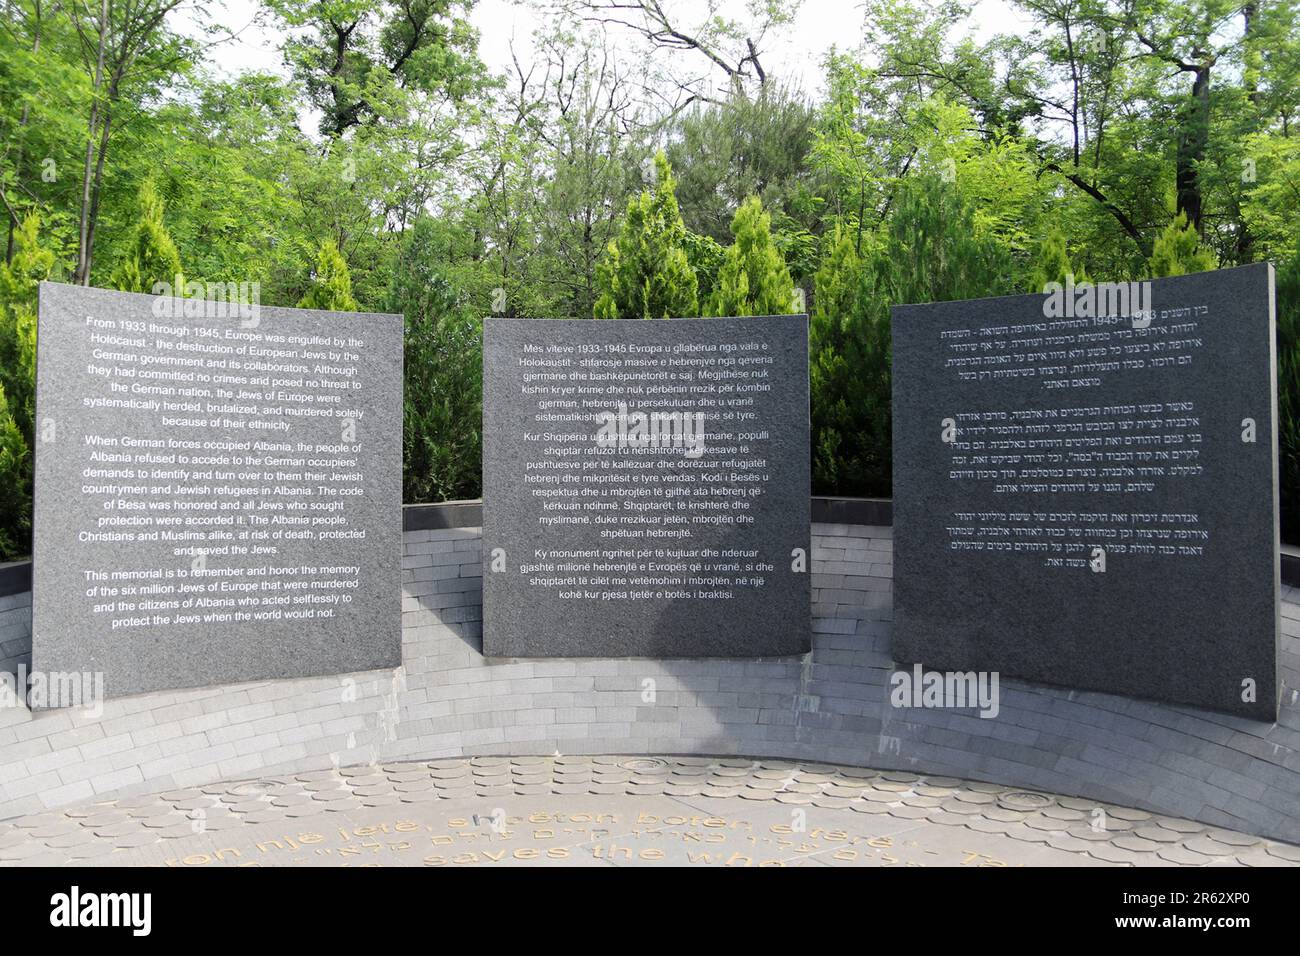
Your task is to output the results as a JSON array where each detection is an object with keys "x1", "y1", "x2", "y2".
[
  {"x1": 1148, "y1": 212, "x2": 1216, "y2": 277},
  {"x1": 112, "y1": 180, "x2": 184, "y2": 294},
  {"x1": 0, "y1": 213, "x2": 52, "y2": 439},
  {"x1": 1028, "y1": 228, "x2": 1089, "y2": 291},
  {"x1": 878, "y1": 176, "x2": 1015, "y2": 307},
  {"x1": 682, "y1": 231, "x2": 725, "y2": 306},
  {"x1": 299, "y1": 240, "x2": 360, "y2": 311},
  {"x1": 0, "y1": 383, "x2": 30, "y2": 559},
  {"x1": 708, "y1": 196, "x2": 796, "y2": 317},
  {"x1": 593, "y1": 152, "x2": 699, "y2": 319},
  {"x1": 0, "y1": 213, "x2": 51, "y2": 558}
]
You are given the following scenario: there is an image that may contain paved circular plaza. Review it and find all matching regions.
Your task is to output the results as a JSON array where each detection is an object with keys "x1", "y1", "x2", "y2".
[{"x1": 1, "y1": 756, "x2": 1296, "y2": 867}]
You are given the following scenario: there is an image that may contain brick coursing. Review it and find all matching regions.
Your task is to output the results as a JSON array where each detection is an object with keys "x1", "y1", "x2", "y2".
[{"x1": 0, "y1": 524, "x2": 1295, "y2": 841}]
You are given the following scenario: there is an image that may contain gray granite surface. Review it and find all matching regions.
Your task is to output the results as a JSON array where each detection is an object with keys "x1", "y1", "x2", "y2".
[
  {"x1": 892, "y1": 265, "x2": 1279, "y2": 719},
  {"x1": 32, "y1": 283, "x2": 403, "y2": 699},
  {"x1": 483, "y1": 315, "x2": 810, "y2": 658}
]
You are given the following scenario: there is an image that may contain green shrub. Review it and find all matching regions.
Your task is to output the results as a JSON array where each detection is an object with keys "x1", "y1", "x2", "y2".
[
  {"x1": 0, "y1": 213, "x2": 51, "y2": 559},
  {"x1": 389, "y1": 219, "x2": 482, "y2": 503},
  {"x1": 0, "y1": 384, "x2": 30, "y2": 560},
  {"x1": 811, "y1": 176, "x2": 1014, "y2": 497},
  {"x1": 707, "y1": 196, "x2": 796, "y2": 317},
  {"x1": 1148, "y1": 212, "x2": 1216, "y2": 278},
  {"x1": 593, "y1": 152, "x2": 699, "y2": 319},
  {"x1": 111, "y1": 180, "x2": 184, "y2": 294},
  {"x1": 299, "y1": 240, "x2": 359, "y2": 311}
]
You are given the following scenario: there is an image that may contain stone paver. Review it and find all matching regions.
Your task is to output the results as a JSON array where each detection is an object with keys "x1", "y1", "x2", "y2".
[{"x1": 0, "y1": 755, "x2": 1295, "y2": 868}]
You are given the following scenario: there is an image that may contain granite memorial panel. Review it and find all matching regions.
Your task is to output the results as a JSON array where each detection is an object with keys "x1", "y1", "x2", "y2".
[
  {"x1": 892, "y1": 264, "x2": 1279, "y2": 719},
  {"x1": 32, "y1": 283, "x2": 403, "y2": 700},
  {"x1": 483, "y1": 314, "x2": 810, "y2": 658}
]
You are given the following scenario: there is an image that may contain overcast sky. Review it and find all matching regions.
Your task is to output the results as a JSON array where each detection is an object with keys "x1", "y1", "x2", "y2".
[{"x1": 188, "y1": 0, "x2": 1033, "y2": 95}]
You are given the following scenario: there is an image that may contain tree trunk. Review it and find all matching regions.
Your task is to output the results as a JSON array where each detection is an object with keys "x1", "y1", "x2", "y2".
[
  {"x1": 82, "y1": 101, "x2": 114, "y2": 286},
  {"x1": 75, "y1": 0, "x2": 110, "y2": 286},
  {"x1": 1235, "y1": 4, "x2": 1263, "y2": 262},
  {"x1": 1243, "y1": 3, "x2": 1262, "y2": 107},
  {"x1": 1175, "y1": 63, "x2": 1210, "y2": 235}
]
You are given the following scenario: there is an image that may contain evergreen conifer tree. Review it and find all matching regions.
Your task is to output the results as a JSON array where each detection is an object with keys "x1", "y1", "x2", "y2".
[
  {"x1": 0, "y1": 213, "x2": 52, "y2": 559},
  {"x1": 299, "y1": 240, "x2": 360, "y2": 311},
  {"x1": 0, "y1": 383, "x2": 30, "y2": 558},
  {"x1": 1148, "y1": 212, "x2": 1216, "y2": 277},
  {"x1": 593, "y1": 152, "x2": 698, "y2": 319},
  {"x1": 112, "y1": 181, "x2": 184, "y2": 294},
  {"x1": 708, "y1": 196, "x2": 796, "y2": 317},
  {"x1": 0, "y1": 213, "x2": 52, "y2": 439},
  {"x1": 1029, "y1": 228, "x2": 1089, "y2": 291}
]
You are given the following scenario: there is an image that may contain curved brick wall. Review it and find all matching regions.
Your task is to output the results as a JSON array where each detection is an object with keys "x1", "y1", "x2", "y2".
[{"x1": 0, "y1": 510, "x2": 1297, "y2": 842}]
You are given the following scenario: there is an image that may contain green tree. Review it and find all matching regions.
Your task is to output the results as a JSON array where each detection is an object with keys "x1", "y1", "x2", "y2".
[
  {"x1": 139, "y1": 75, "x2": 316, "y2": 305},
  {"x1": 111, "y1": 180, "x2": 183, "y2": 294},
  {"x1": 810, "y1": 224, "x2": 867, "y2": 493},
  {"x1": 388, "y1": 217, "x2": 481, "y2": 502},
  {"x1": 298, "y1": 240, "x2": 360, "y2": 311},
  {"x1": 524, "y1": 29, "x2": 648, "y2": 320},
  {"x1": 1148, "y1": 212, "x2": 1217, "y2": 277},
  {"x1": 708, "y1": 196, "x2": 796, "y2": 317},
  {"x1": 265, "y1": 0, "x2": 485, "y2": 138},
  {"x1": 682, "y1": 231, "x2": 726, "y2": 306},
  {"x1": 0, "y1": 212, "x2": 49, "y2": 559},
  {"x1": 874, "y1": 175, "x2": 1016, "y2": 317},
  {"x1": 593, "y1": 152, "x2": 699, "y2": 319},
  {"x1": 828, "y1": 175, "x2": 1015, "y2": 497},
  {"x1": 66, "y1": 0, "x2": 203, "y2": 285},
  {"x1": 0, "y1": 383, "x2": 30, "y2": 559},
  {"x1": 1028, "y1": 228, "x2": 1089, "y2": 292},
  {"x1": 0, "y1": 0, "x2": 86, "y2": 268},
  {"x1": 666, "y1": 84, "x2": 818, "y2": 244},
  {"x1": 0, "y1": 213, "x2": 53, "y2": 438}
]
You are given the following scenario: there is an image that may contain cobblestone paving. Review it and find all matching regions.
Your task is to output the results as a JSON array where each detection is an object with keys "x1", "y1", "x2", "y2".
[{"x1": 1, "y1": 756, "x2": 1296, "y2": 867}]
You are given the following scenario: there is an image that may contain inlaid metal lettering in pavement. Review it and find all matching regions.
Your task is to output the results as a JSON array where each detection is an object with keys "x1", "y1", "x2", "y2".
[{"x1": 0, "y1": 755, "x2": 1295, "y2": 868}]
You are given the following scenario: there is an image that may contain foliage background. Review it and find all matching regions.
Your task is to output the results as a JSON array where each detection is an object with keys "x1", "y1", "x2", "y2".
[{"x1": 1, "y1": 0, "x2": 1299, "y2": 559}]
